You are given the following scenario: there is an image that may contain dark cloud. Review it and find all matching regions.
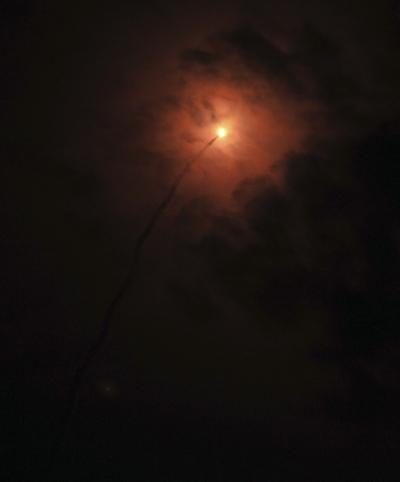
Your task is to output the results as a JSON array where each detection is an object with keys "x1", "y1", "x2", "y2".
[
  {"x1": 190, "y1": 120, "x2": 400, "y2": 426},
  {"x1": 181, "y1": 48, "x2": 219, "y2": 67},
  {"x1": 225, "y1": 26, "x2": 303, "y2": 95},
  {"x1": 181, "y1": 23, "x2": 359, "y2": 104}
]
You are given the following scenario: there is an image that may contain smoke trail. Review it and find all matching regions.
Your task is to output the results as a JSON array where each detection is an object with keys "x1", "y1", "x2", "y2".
[{"x1": 47, "y1": 135, "x2": 218, "y2": 477}]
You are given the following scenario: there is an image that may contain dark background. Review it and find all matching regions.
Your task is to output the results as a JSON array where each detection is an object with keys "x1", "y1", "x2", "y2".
[{"x1": 1, "y1": 1, "x2": 400, "y2": 481}]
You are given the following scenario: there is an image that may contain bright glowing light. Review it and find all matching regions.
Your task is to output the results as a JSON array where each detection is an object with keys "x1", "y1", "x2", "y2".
[{"x1": 217, "y1": 127, "x2": 227, "y2": 138}]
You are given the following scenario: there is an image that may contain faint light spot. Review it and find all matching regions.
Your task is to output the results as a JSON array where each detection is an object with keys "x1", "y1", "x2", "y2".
[{"x1": 96, "y1": 379, "x2": 119, "y2": 399}]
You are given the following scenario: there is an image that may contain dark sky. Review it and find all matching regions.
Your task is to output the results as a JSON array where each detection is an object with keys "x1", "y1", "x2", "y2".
[{"x1": 2, "y1": 1, "x2": 400, "y2": 481}]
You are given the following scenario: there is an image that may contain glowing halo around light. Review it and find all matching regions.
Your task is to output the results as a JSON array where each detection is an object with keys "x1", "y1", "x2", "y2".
[{"x1": 217, "y1": 127, "x2": 227, "y2": 138}]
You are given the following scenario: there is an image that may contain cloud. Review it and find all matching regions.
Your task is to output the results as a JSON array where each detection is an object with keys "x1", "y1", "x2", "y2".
[
  {"x1": 183, "y1": 119, "x2": 400, "y2": 423},
  {"x1": 165, "y1": 22, "x2": 400, "y2": 424},
  {"x1": 180, "y1": 48, "x2": 220, "y2": 68}
]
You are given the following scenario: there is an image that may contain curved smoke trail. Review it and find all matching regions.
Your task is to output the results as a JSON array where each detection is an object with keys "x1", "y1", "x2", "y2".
[{"x1": 47, "y1": 135, "x2": 218, "y2": 476}]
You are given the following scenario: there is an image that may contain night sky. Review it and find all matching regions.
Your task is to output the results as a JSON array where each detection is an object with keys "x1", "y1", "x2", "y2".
[{"x1": 2, "y1": 1, "x2": 400, "y2": 481}]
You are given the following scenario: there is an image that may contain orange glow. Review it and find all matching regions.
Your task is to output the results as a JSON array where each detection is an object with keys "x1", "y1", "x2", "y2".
[
  {"x1": 217, "y1": 127, "x2": 227, "y2": 138},
  {"x1": 121, "y1": 65, "x2": 309, "y2": 217}
]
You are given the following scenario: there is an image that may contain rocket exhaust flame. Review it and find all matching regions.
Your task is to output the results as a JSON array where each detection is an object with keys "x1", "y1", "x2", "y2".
[{"x1": 217, "y1": 127, "x2": 227, "y2": 138}]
